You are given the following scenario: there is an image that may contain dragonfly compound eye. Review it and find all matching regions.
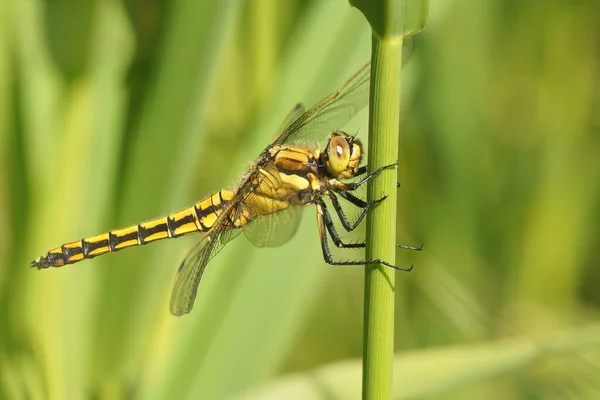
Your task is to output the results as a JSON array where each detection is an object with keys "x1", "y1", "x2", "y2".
[{"x1": 326, "y1": 135, "x2": 350, "y2": 175}]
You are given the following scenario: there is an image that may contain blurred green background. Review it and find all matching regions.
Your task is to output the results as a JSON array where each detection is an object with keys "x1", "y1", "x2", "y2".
[{"x1": 1, "y1": 0, "x2": 600, "y2": 399}]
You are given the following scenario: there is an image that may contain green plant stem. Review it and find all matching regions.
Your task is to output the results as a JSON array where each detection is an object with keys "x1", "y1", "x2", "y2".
[{"x1": 362, "y1": 36, "x2": 403, "y2": 400}]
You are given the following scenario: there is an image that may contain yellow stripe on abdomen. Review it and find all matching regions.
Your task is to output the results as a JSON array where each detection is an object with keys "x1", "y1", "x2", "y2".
[
  {"x1": 193, "y1": 189, "x2": 235, "y2": 230},
  {"x1": 31, "y1": 190, "x2": 237, "y2": 269}
]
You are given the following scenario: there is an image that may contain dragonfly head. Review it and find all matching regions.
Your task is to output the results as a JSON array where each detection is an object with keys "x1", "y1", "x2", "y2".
[{"x1": 323, "y1": 130, "x2": 363, "y2": 179}]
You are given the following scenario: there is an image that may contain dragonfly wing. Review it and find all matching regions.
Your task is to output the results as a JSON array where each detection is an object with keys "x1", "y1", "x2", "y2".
[
  {"x1": 169, "y1": 169, "x2": 264, "y2": 315},
  {"x1": 271, "y1": 45, "x2": 414, "y2": 147},
  {"x1": 242, "y1": 205, "x2": 303, "y2": 247},
  {"x1": 169, "y1": 227, "x2": 242, "y2": 316},
  {"x1": 273, "y1": 62, "x2": 371, "y2": 146},
  {"x1": 270, "y1": 103, "x2": 306, "y2": 144},
  {"x1": 239, "y1": 160, "x2": 304, "y2": 247}
]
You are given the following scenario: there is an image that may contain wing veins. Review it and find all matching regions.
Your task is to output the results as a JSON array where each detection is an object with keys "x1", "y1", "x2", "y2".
[
  {"x1": 272, "y1": 62, "x2": 371, "y2": 146},
  {"x1": 169, "y1": 170, "x2": 264, "y2": 315}
]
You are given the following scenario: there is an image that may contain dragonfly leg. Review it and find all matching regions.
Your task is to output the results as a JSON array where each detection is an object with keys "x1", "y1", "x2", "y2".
[
  {"x1": 337, "y1": 189, "x2": 390, "y2": 210},
  {"x1": 337, "y1": 190, "x2": 368, "y2": 208},
  {"x1": 329, "y1": 191, "x2": 383, "y2": 232},
  {"x1": 315, "y1": 202, "x2": 413, "y2": 271},
  {"x1": 318, "y1": 199, "x2": 365, "y2": 248},
  {"x1": 354, "y1": 167, "x2": 401, "y2": 188},
  {"x1": 340, "y1": 161, "x2": 398, "y2": 190},
  {"x1": 354, "y1": 165, "x2": 368, "y2": 177},
  {"x1": 398, "y1": 242, "x2": 424, "y2": 251},
  {"x1": 355, "y1": 166, "x2": 402, "y2": 188},
  {"x1": 330, "y1": 191, "x2": 422, "y2": 251}
]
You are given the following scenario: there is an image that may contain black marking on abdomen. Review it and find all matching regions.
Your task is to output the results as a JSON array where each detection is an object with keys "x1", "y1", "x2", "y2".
[
  {"x1": 178, "y1": 214, "x2": 197, "y2": 232},
  {"x1": 63, "y1": 245, "x2": 83, "y2": 260},
  {"x1": 47, "y1": 251, "x2": 66, "y2": 266},
  {"x1": 194, "y1": 206, "x2": 208, "y2": 231},
  {"x1": 108, "y1": 232, "x2": 118, "y2": 251},
  {"x1": 208, "y1": 199, "x2": 219, "y2": 217},
  {"x1": 167, "y1": 217, "x2": 177, "y2": 237},
  {"x1": 82, "y1": 239, "x2": 90, "y2": 257},
  {"x1": 196, "y1": 201, "x2": 218, "y2": 221},
  {"x1": 83, "y1": 238, "x2": 109, "y2": 258},
  {"x1": 112, "y1": 230, "x2": 138, "y2": 249},
  {"x1": 169, "y1": 214, "x2": 198, "y2": 237},
  {"x1": 138, "y1": 222, "x2": 169, "y2": 242},
  {"x1": 138, "y1": 225, "x2": 146, "y2": 245}
]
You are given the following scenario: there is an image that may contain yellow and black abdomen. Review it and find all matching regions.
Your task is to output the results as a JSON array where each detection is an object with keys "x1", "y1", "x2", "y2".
[{"x1": 32, "y1": 190, "x2": 235, "y2": 269}]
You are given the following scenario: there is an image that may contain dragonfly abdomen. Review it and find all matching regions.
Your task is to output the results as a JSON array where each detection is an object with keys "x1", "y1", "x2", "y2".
[{"x1": 31, "y1": 190, "x2": 235, "y2": 269}]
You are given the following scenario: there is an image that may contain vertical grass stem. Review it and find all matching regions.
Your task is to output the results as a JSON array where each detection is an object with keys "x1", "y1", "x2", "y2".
[{"x1": 362, "y1": 36, "x2": 403, "y2": 400}]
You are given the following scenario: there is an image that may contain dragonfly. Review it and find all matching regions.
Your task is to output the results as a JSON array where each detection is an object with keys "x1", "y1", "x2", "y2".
[{"x1": 32, "y1": 61, "x2": 421, "y2": 315}]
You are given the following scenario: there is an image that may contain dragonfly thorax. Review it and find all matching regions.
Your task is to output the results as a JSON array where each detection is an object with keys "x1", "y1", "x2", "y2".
[{"x1": 322, "y1": 130, "x2": 363, "y2": 179}]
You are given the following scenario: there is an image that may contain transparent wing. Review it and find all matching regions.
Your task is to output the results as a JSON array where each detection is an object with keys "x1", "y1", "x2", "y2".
[
  {"x1": 169, "y1": 227, "x2": 242, "y2": 316},
  {"x1": 242, "y1": 205, "x2": 303, "y2": 247},
  {"x1": 169, "y1": 172, "x2": 263, "y2": 316},
  {"x1": 272, "y1": 62, "x2": 371, "y2": 146},
  {"x1": 169, "y1": 202, "x2": 301, "y2": 316},
  {"x1": 270, "y1": 103, "x2": 306, "y2": 143},
  {"x1": 271, "y1": 43, "x2": 414, "y2": 147},
  {"x1": 240, "y1": 160, "x2": 303, "y2": 247},
  {"x1": 169, "y1": 160, "x2": 283, "y2": 315}
]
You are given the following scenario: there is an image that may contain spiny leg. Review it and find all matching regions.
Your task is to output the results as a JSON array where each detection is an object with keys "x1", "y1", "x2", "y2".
[
  {"x1": 317, "y1": 199, "x2": 364, "y2": 248},
  {"x1": 330, "y1": 162, "x2": 423, "y2": 251},
  {"x1": 398, "y1": 243, "x2": 424, "y2": 251},
  {"x1": 315, "y1": 202, "x2": 413, "y2": 271},
  {"x1": 338, "y1": 161, "x2": 398, "y2": 191},
  {"x1": 329, "y1": 191, "x2": 385, "y2": 232},
  {"x1": 354, "y1": 165, "x2": 367, "y2": 177},
  {"x1": 337, "y1": 190, "x2": 368, "y2": 208},
  {"x1": 330, "y1": 192, "x2": 424, "y2": 251},
  {"x1": 329, "y1": 167, "x2": 392, "y2": 232},
  {"x1": 357, "y1": 165, "x2": 402, "y2": 189}
]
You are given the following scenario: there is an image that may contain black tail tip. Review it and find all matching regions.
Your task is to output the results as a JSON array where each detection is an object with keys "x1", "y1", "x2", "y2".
[{"x1": 30, "y1": 259, "x2": 42, "y2": 269}]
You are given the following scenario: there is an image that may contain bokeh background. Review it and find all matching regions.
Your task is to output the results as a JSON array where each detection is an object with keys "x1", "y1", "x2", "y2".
[{"x1": 1, "y1": 0, "x2": 600, "y2": 399}]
